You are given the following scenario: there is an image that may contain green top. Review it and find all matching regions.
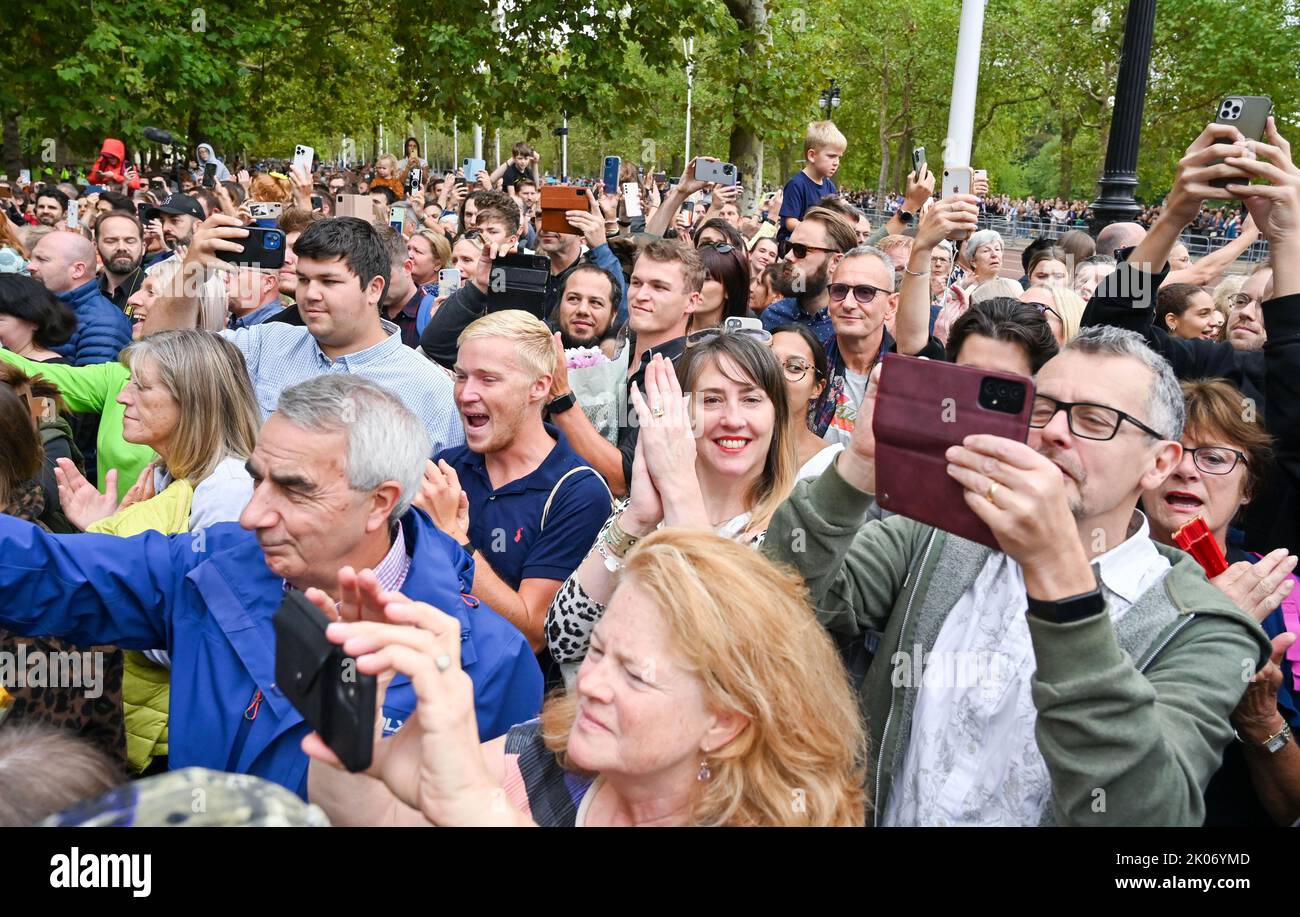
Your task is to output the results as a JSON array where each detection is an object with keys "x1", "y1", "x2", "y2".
[
  {"x1": 763, "y1": 460, "x2": 1271, "y2": 826},
  {"x1": 1, "y1": 350, "x2": 156, "y2": 500}
]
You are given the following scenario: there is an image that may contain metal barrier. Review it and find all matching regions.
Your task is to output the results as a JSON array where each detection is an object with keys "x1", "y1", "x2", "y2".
[{"x1": 855, "y1": 207, "x2": 1269, "y2": 263}]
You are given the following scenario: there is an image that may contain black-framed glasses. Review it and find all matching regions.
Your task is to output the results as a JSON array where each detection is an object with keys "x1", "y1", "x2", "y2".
[
  {"x1": 828, "y1": 282, "x2": 888, "y2": 305},
  {"x1": 699, "y1": 241, "x2": 736, "y2": 254},
  {"x1": 1185, "y1": 445, "x2": 1246, "y2": 475},
  {"x1": 1029, "y1": 394, "x2": 1167, "y2": 441},
  {"x1": 1030, "y1": 302, "x2": 1063, "y2": 324},
  {"x1": 779, "y1": 240, "x2": 839, "y2": 259},
  {"x1": 781, "y1": 358, "x2": 815, "y2": 382}
]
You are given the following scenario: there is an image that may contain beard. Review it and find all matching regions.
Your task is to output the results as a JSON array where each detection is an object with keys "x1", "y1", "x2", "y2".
[
  {"x1": 769, "y1": 259, "x2": 830, "y2": 300},
  {"x1": 38, "y1": 212, "x2": 60, "y2": 227},
  {"x1": 1037, "y1": 444, "x2": 1087, "y2": 518},
  {"x1": 105, "y1": 252, "x2": 141, "y2": 275},
  {"x1": 560, "y1": 325, "x2": 603, "y2": 349}
]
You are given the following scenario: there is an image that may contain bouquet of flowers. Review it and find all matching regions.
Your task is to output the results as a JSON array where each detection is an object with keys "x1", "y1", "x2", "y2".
[{"x1": 566, "y1": 346, "x2": 608, "y2": 370}]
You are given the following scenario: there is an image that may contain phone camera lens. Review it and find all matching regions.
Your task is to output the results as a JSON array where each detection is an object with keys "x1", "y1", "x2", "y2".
[{"x1": 266, "y1": 235, "x2": 281, "y2": 249}]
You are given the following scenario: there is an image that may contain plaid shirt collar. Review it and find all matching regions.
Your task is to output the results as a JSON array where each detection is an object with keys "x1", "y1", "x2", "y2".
[{"x1": 284, "y1": 521, "x2": 411, "y2": 604}]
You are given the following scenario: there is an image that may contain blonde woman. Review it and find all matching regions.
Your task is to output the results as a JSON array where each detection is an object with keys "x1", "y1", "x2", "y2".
[
  {"x1": 545, "y1": 332, "x2": 798, "y2": 673},
  {"x1": 1020, "y1": 282, "x2": 1086, "y2": 345},
  {"x1": 1209, "y1": 275, "x2": 1244, "y2": 343},
  {"x1": 306, "y1": 528, "x2": 867, "y2": 826}
]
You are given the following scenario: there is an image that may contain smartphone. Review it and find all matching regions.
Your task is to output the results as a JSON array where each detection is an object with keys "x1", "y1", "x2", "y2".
[
  {"x1": 873, "y1": 353, "x2": 1035, "y2": 550},
  {"x1": 695, "y1": 159, "x2": 738, "y2": 186},
  {"x1": 273, "y1": 589, "x2": 376, "y2": 773},
  {"x1": 941, "y1": 166, "x2": 974, "y2": 240},
  {"x1": 136, "y1": 201, "x2": 151, "y2": 220},
  {"x1": 972, "y1": 169, "x2": 988, "y2": 195},
  {"x1": 622, "y1": 181, "x2": 642, "y2": 218},
  {"x1": 292, "y1": 144, "x2": 315, "y2": 175},
  {"x1": 213, "y1": 226, "x2": 286, "y2": 269},
  {"x1": 1211, "y1": 95, "x2": 1273, "y2": 191},
  {"x1": 439, "y1": 268, "x2": 462, "y2": 293},
  {"x1": 248, "y1": 200, "x2": 283, "y2": 229},
  {"x1": 0, "y1": 185, "x2": 11, "y2": 200},
  {"x1": 389, "y1": 204, "x2": 410, "y2": 234},
  {"x1": 66, "y1": 198, "x2": 79, "y2": 229},
  {"x1": 602, "y1": 156, "x2": 621, "y2": 195},
  {"x1": 202, "y1": 161, "x2": 217, "y2": 189},
  {"x1": 538, "y1": 185, "x2": 589, "y2": 235},
  {"x1": 19, "y1": 169, "x2": 30, "y2": 185},
  {"x1": 310, "y1": 194, "x2": 323, "y2": 211},
  {"x1": 486, "y1": 251, "x2": 550, "y2": 318},
  {"x1": 723, "y1": 315, "x2": 764, "y2": 334},
  {"x1": 912, "y1": 147, "x2": 926, "y2": 175},
  {"x1": 406, "y1": 167, "x2": 423, "y2": 194},
  {"x1": 463, "y1": 157, "x2": 486, "y2": 180},
  {"x1": 335, "y1": 192, "x2": 373, "y2": 220},
  {"x1": 653, "y1": 171, "x2": 668, "y2": 184}
]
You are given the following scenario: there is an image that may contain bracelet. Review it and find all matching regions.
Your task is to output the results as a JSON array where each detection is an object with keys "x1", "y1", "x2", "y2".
[
  {"x1": 604, "y1": 513, "x2": 640, "y2": 559},
  {"x1": 902, "y1": 266, "x2": 928, "y2": 278},
  {"x1": 596, "y1": 538, "x2": 622, "y2": 572}
]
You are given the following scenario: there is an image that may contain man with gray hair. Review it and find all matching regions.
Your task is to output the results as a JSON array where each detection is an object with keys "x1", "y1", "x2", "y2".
[
  {"x1": 766, "y1": 325, "x2": 1270, "y2": 825},
  {"x1": 815, "y1": 243, "x2": 944, "y2": 443},
  {"x1": 0, "y1": 374, "x2": 543, "y2": 801}
]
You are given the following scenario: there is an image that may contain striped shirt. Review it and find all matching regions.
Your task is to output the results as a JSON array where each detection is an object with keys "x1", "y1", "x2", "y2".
[{"x1": 220, "y1": 319, "x2": 464, "y2": 455}]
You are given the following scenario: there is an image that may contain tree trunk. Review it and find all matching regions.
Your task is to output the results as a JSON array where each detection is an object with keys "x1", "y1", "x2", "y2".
[
  {"x1": 2, "y1": 112, "x2": 20, "y2": 180},
  {"x1": 1059, "y1": 114, "x2": 1076, "y2": 199},
  {"x1": 724, "y1": 0, "x2": 768, "y2": 202},
  {"x1": 777, "y1": 140, "x2": 793, "y2": 184}
]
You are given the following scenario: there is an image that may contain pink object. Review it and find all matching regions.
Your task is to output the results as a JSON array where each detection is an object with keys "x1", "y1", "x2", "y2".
[{"x1": 566, "y1": 347, "x2": 608, "y2": 370}]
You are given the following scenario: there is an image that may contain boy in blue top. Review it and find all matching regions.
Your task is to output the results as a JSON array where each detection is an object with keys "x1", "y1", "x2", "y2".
[{"x1": 777, "y1": 120, "x2": 848, "y2": 245}]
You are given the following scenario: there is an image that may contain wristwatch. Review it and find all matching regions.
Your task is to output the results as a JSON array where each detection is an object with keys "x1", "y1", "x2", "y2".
[
  {"x1": 547, "y1": 391, "x2": 577, "y2": 415},
  {"x1": 1239, "y1": 721, "x2": 1293, "y2": 754},
  {"x1": 896, "y1": 208, "x2": 916, "y2": 226},
  {"x1": 457, "y1": 537, "x2": 476, "y2": 556}
]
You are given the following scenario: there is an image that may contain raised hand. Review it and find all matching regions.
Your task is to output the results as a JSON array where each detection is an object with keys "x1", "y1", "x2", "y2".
[{"x1": 54, "y1": 458, "x2": 120, "y2": 530}]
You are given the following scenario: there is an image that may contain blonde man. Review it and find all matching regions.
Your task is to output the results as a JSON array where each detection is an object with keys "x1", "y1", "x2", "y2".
[
  {"x1": 418, "y1": 310, "x2": 612, "y2": 665},
  {"x1": 778, "y1": 120, "x2": 848, "y2": 243}
]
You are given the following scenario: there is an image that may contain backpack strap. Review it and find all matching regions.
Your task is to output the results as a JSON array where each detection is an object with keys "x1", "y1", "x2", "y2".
[{"x1": 540, "y1": 466, "x2": 613, "y2": 531}]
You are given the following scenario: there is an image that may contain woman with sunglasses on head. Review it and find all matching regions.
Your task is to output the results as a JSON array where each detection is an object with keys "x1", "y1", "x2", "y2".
[
  {"x1": 691, "y1": 217, "x2": 744, "y2": 250},
  {"x1": 690, "y1": 242, "x2": 752, "y2": 332},
  {"x1": 1020, "y1": 283, "x2": 1085, "y2": 346},
  {"x1": 1140, "y1": 378, "x2": 1300, "y2": 826},
  {"x1": 545, "y1": 332, "x2": 797, "y2": 678},
  {"x1": 771, "y1": 324, "x2": 842, "y2": 479}
]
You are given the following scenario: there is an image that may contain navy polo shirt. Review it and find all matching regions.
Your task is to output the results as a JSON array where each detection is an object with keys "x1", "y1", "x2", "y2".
[{"x1": 435, "y1": 424, "x2": 612, "y2": 590}]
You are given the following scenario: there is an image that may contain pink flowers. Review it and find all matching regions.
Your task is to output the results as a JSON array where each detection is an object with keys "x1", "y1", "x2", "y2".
[{"x1": 566, "y1": 346, "x2": 608, "y2": 369}]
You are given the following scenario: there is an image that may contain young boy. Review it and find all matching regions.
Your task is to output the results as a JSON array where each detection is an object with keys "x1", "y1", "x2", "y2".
[
  {"x1": 493, "y1": 142, "x2": 540, "y2": 202},
  {"x1": 778, "y1": 121, "x2": 846, "y2": 244}
]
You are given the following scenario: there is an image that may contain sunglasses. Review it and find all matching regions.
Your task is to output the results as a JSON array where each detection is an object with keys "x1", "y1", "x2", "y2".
[
  {"x1": 686, "y1": 326, "x2": 773, "y2": 348},
  {"x1": 699, "y1": 242, "x2": 736, "y2": 254},
  {"x1": 828, "y1": 282, "x2": 888, "y2": 304},
  {"x1": 779, "y1": 240, "x2": 839, "y2": 259}
]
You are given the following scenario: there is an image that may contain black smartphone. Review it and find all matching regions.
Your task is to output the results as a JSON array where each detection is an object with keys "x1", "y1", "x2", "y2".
[
  {"x1": 202, "y1": 161, "x2": 217, "y2": 189},
  {"x1": 1211, "y1": 95, "x2": 1273, "y2": 191},
  {"x1": 487, "y1": 251, "x2": 550, "y2": 318},
  {"x1": 273, "y1": 589, "x2": 376, "y2": 773},
  {"x1": 214, "y1": 226, "x2": 287, "y2": 269}
]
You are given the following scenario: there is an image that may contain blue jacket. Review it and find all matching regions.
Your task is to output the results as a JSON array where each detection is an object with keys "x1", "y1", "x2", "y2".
[
  {"x1": 0, "y1": 508, "x2": 543, "y2": 799},
  {"x1": 53, "y1": 277, "x2": 133, "y2": 367}
]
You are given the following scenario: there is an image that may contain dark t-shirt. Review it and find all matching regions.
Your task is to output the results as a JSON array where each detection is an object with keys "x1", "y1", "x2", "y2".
[
  {"x1": 778, "y1": 170, "x2": 837, "y2": 243},
  {"x1": 502, "y1": 163, "x2": 531, "y2": 193}
]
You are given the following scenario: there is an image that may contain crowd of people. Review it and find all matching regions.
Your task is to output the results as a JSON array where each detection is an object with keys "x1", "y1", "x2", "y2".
[{"x1": 0, "y1": 111, "x2": 1296, "y2": 829}]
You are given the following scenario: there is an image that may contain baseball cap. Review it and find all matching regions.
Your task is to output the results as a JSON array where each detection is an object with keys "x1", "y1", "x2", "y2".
[{"x1": 144, "y1": 193, "x2": 205, "y2": 222}]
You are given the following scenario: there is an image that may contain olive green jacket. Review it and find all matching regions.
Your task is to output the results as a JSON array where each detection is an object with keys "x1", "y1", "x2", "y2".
[{"x1": 764, "y1": 463, "x2": 1272, "y2": 826}]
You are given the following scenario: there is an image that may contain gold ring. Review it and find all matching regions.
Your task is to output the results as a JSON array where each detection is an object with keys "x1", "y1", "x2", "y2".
[
  {"x1": 651, "y1": 405, "x2": 665, "y2": 418},
  {"x1": 986, "y1": 481, "x2": 999, "y2": 503}
]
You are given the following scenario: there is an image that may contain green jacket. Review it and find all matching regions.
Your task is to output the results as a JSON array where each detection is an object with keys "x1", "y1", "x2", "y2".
[
  {"x1": 763, "y1": 463, "x2": 1272, "y2": 826},
  {"x1": 0, "y1": 351, "x2": 155, "y2": 501}
]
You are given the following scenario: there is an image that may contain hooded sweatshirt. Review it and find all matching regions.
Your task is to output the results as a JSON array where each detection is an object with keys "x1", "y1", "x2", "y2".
[
  {"x1": 193, "y1": 143, "x2": 232, "y2": 182},
  {"x1": 88, "y1": 138, "x2": 141, "y2": 190}
]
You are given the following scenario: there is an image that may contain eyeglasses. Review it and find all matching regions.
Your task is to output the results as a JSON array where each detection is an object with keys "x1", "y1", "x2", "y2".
[
  {"x1": 779, "y1": 240, "x2": 839, "y2": 259},
  {"x1": 781, "y1": 358, "x2": 815, "y2": 382},
  {"x1": 686, "y1": 326, "x2": 773, "y2": 348},
  {"x1": 698, "y1": 241, "x2": 736, "y2": 254},
  {"x1": 828, "y1": 282, "x2": 888, "y2": 305},
  {"x1": 1030, "y1": 302, "x2": 1063, "y2": 324},
  {"x1": 1185, "y1": 445, "x2": 1246, "y2": 475},
  {"x1": 1029, "y1": 394, "x2": 1167, "y2": 441},
  {"x1": 1228, "y1": 293, "x2": 1258, "y2": 310}
]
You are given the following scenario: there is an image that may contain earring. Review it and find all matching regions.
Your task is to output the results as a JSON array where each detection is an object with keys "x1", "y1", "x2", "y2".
[{"x1": 697, "y1": 759, "x2": 712, "y2": 782}]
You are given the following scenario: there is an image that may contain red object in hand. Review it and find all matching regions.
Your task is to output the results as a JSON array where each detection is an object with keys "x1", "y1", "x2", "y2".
[{"x1": 1173, "y1": 516, "x2": 1229, "y2": 578}]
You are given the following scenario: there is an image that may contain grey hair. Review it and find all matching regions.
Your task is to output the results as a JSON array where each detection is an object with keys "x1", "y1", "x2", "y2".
[
  {"x1": 968, "y1": 277, "x2": 1024, "y2": 305},
  {"x1": 275, "y1": 375, "x2": 431, "y2": 522},
  {"x1": 1062, "y1": 325, "x2": 1185, "y2": 441},
  {"x1": 838, "y1": 244, "x2": 897, "y2": 292},
  {"x1": 964, "y1": 229, "x2": 1002, "y2": 263}
]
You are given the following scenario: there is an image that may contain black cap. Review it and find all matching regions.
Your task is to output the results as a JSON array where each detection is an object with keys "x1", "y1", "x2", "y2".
[{"x1": 144, "y1": 193, "x2": 205, "y2": 222}]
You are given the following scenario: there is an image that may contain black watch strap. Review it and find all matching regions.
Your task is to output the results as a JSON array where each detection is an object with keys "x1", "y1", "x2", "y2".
[
  {"x1": 1026, "y1": 566, "x2": 1105, "y2": 624},
  {"x1": 896, "y1": 208, "x2": 915, "y2": 225},
  {"x1": 547, "y1": 391, "x2": 577, "y2": 415},
  {"x1": 458, "y1": 537, "x2": 475, "y2": 556}
]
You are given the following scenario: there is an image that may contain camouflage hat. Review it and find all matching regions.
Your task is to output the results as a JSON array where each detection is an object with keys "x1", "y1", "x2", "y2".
[{"x1": 42, "y1": 767, "x2": 331, "y2": 827}]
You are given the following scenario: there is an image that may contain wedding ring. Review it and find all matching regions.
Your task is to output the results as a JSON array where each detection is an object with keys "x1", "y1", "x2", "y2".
[
  {"x1": 434, "y1": 654, "x2": 452, "y2": 672},
  {"x1": 985, "y1": 481, "x2": 1000, "y2": 503},
  {"x1": 651, "y1": 405, "x2": 665, "y2": 418}
]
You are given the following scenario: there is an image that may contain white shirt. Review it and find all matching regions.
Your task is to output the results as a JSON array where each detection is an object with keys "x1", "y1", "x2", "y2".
[
  {"x1": 797, "y1": 443, "x2": 844, "y2": 481},
  {"x1": 882, "y1": 513, "x2": 1170, "y2": 827}
]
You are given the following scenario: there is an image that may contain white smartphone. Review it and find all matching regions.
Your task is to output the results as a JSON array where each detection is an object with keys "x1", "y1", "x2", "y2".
[
  {"x1": 439, "y1": 268, "x2": 462, "y2": 293},
  {"x1": 389, "y1": 205, "x2": 410, "y2": 234},
  {"x1": 293, "y1": 144, "x2": 315, "y2": 174},
  {"x1": 66, "y1": 198, "x2": 80, "y2": 229},
  {"x1": 942, "y1": 166, "x2": 974, "y2": 241},
  {"x1": 622, "y1": 182, "x2": 642, "y2": 218}
]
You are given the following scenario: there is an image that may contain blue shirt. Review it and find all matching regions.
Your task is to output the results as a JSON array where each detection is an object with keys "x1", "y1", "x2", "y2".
[
  {"x1": 228, "y1": 299, "x2": 284, "y2": 330},
  {"x1": 759, "y1": 296, "x2": 834, "y2": 346},
  {"x1": 220, "y1": 319, "x2": 464, "y2": 455},
  {"x1": 778, "y1": 170, "x2": 837, "y2": 243},
  {"x1": 0, "y1": 509, "x2": 543, "y2": 798},
  {"x1": 435, "y1": 424, "x2": 612, "y2": 589}
]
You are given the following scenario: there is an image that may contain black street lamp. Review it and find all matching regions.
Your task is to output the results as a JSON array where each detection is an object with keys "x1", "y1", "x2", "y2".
[
  {"x1": 1090, "y1": 0, "x2": 1157, "y2": 234},
  {"x1": 820, "y1": 80, "x2": 841, "y2": 121}
]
